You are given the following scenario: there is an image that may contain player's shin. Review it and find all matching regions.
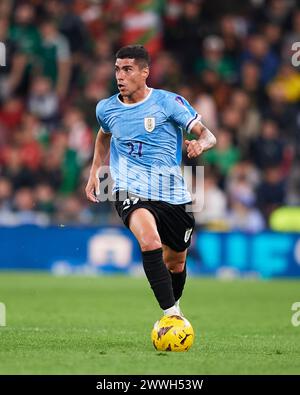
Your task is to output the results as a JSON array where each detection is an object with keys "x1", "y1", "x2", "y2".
[
  {"x1": 169, "y1": 263, "x2": 187, "y2": 302},
  {"x1": 142, "y1": 248, "x2": 176, "y2": 311}
]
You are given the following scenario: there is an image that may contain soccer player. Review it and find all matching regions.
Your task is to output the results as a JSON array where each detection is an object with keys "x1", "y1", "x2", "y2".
[{"x1": 86, "y1": 45, "x2": 216, "y2": 317}]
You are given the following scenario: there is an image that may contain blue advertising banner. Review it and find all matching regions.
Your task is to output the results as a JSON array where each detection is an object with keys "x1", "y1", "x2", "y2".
[{"x1": 0, "y1": 226, "x2": 300, "y2": 278}]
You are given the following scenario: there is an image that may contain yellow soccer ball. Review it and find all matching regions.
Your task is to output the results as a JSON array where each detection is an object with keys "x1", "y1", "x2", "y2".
[{"x1": 151, "y1": 315, "x2": 194, "y2": 352}]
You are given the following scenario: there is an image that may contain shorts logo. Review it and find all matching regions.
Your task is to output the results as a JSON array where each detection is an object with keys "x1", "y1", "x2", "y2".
[
  {"x1": 123, "y1": 197, "x2": 140, "y2": 211},
  {"x1": 184, "y1": 228, "x2": 193, "y2": 243},
  {"x1": 144, "y1": 117, "x2": 155, "y2": 133}
]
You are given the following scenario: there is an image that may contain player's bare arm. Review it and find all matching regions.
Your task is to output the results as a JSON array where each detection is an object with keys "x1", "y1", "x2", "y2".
[
  {"x1": 86, "y1": 128, "x2": 111, "y2": 203},
  {"x1": 185, "y1": 121, "x2": 217, "y2": 159}
]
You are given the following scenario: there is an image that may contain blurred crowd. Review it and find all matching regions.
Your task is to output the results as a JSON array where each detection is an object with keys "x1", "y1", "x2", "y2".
[{"x1": 0, "y1": 0, "x2": 300, "y2": 231}]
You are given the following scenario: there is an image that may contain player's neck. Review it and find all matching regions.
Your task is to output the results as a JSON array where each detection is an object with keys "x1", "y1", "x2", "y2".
[{"x1": 122, "y1": 86, "x2": 151, "y2": 104}]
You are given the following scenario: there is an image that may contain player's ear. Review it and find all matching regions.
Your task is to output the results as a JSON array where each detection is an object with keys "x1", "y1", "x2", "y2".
[{"x1": 142, "y1": 66, "x2": 149, "y2": 79}]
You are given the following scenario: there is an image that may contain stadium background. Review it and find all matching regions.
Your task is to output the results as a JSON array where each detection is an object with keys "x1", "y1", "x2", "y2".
[{"x1": 0, "y1": 0, "x2": 300, "y2": 376}]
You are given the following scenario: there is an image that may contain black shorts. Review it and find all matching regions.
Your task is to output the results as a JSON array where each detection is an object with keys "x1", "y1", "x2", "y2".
[{"x1": 114, "y1": 190, "x2": 195, "y2": 252}]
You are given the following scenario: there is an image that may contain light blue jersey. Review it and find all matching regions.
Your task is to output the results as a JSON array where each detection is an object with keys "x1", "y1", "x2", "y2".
[{"x1": 96, "y1": 88, "x2": 200, "y2": 204}]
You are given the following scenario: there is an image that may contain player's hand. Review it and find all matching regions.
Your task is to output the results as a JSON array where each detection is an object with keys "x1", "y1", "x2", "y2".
[
  {"x1": 185, "y1": 140, "x2": 204, "y2": 158},
  {"x1": 85, "y1": 174, "x2": 100, "y2": 203}
]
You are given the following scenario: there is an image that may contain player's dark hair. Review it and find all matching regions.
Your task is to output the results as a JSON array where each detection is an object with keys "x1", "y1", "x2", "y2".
[{"x1": 115, "y1": 45, "x2": 150, "y2": 68}]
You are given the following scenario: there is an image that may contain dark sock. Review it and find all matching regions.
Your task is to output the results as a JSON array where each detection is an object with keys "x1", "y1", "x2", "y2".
[
  {"x1": 169, "y1": 263, "x2": 187, "y2": 302},
  {"x1": 142, "y1": 248, "x2": 175, "y2": 310}
]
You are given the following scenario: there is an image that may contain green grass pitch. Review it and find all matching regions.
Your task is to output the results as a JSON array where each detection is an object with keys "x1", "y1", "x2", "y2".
[{"x1": 0, "y1": 272, "x2": 299, "y2": 374}]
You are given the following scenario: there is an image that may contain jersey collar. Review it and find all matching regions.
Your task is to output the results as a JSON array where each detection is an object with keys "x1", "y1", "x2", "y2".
[{"x1": 117, "y1": 88, "x2": 153, "y2": 107}]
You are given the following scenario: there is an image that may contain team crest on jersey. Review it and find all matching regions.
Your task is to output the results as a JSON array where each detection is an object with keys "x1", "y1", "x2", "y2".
[{"x1": 144, "y1": 117, "x2": 155, "y2": 132}]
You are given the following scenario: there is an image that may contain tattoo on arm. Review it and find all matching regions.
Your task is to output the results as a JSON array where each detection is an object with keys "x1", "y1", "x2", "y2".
[{"x1": 198, "y1": 124, "x2": 217, "y2": 151}]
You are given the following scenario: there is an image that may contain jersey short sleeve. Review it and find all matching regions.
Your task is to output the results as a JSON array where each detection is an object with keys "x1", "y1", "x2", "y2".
[
  {"x1": 95, "y1": 100, "x2": 110, "y2": 133},
  {"x1": 165, "y1": 94, "x2": 201, "y2": 133}
]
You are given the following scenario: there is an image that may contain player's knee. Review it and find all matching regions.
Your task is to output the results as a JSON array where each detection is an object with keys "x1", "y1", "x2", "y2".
[
  {"x1": 166, "y1": 261, "x2": 185, "y2": 273},
  {"x1": 139, "y1": 233, "x2": 161, "y2": 252}
]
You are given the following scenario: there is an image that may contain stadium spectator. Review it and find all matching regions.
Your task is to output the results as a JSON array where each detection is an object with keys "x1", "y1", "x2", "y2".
[
  {"x1": 0, "y1": 16, "x2": 23, "y2": 101},
  {"x1": 286, "y1": 161, "x2": 300, "y2": 205},
  {"x1": 0, "y1": 97, "x2": 24, "y2": 139},
  {"x1": 1, "y1": 146, "x2": 36, "y2": 190},
  {"x1": 36, "y1": 146, "x2": 63, "y2": 191},
  {"x1": 28, "y1": 76, "x2": 60, "y2": 128},
  {"x1": 164, "y1": 0, "x2": 206, "y2": 75},
  {"x1": 149, "y1": 51, "x2": 182, "y2": 90},
  {"x1": 34, "y1": 182, "x2": 56, "y2": 216},
  {"x1": 0, "y1": 177, "x2": 15, "y2": 226},
  {"x1": 12, "y1": 187, "x2": 50, "y2": 226},
  {"x1": 254, "y1": 0, "x2": 291, "y2": 29},
  {"x1": 263, "y1": 22, "x2": 282, "y2": 54},
  {"x1": 8, "y1": 3, "x2": 42, "y2": 97},
  {"x1": 16, "y1": 114, "x2": 44, "y2": 172},
  {"x1": 227, "y1": 177, "x2": 265, "y2": 233},
  {"x1": 229, "y1": 89, "x2": 261, "y2": 152},
  {"x1": 63, "y1": 107, "x2": 93, "y2": 164},
  {"x1": 219, "y1": 14, "x2": 245, "y2": 60},
  {"x1": 250, "y1": 119, "x2": 285, "y2": 170},
  {"x1": 192, "y1": 86, "x2": 218, "y2": 131},
  {"x1": 55, "y1": 195, "x2": 83, "y2": 225},
  {"x1": 0, "y1": 176, "x2": 13, "y2": 211},
  {"x1": 239, "y1": 60, "x2": 266, "y2": 107},
  {"x1": 240, "y1": 34, "x2": 280, "y2": 86},
  {"x1": 195, "y1": 35, "x2": 237, "y2": 83},
  {"x1": 49, "y1": 131, "x2": 80, "y2": 195},
  {"x1": 268, "y1": 63, "x2": 300, "y2": 103},
  {"x1": 37, "y1": 19, "x2": 71, "y2": 99},
  {"x1": 226, "y1": 160, "x2": 261, "y2": 197},
  {"x1": 201, "y1": 128, "x2": 240, "y2": 181},
  {"x1": 264, "y1": 75, "x2": 299, "y2": 147},
  {"x1": 193, "y1": 171, "x2": 227, "y2": 229},
  {"x1": 256, "y1": 166, "x2": 286, "y2": 221}
]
